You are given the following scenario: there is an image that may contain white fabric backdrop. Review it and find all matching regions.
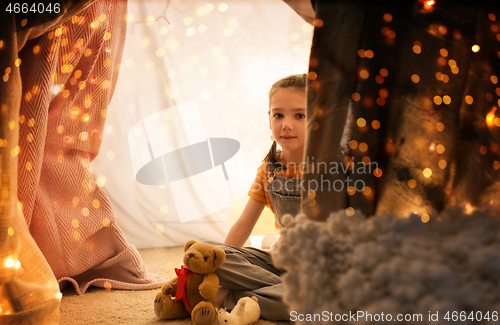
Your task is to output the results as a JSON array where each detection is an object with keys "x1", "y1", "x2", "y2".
[{"x1": 89, "y1": 0, "x2": 312, "y2": 248}]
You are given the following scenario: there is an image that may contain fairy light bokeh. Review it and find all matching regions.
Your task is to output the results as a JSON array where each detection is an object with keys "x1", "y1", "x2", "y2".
[{"x1": 304, "y1": 1, "x2": 500, "y2": 222}]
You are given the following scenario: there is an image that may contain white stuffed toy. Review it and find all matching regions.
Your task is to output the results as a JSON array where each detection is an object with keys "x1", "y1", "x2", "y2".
[{"x1": 217, "y1": 296, "x2": 260, "y2": 325}]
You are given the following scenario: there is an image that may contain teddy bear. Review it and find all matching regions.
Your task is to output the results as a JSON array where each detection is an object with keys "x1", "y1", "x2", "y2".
[{"x1": 154, "y1": 239, "x2": 226, "y2": 325}]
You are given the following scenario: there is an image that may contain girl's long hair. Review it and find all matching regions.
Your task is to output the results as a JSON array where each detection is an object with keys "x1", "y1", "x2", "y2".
[{"x1": 264, "y1": 74, "x2": 307, "y2": 169}]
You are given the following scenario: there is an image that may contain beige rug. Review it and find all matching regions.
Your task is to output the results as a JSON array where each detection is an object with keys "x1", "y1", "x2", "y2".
[{"x1": 60, "y1": 246, "x2": 289, "y2": 325}]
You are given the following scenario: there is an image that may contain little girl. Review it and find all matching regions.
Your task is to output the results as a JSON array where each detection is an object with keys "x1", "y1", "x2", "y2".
[{"x1": 214, "y1": 74, "x2": 307, "y2": 320}]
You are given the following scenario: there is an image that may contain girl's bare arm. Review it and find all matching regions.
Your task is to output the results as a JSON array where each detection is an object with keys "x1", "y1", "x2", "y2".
[{"x1": 224, "y1": 198, "x2": 265, "y2": 247}]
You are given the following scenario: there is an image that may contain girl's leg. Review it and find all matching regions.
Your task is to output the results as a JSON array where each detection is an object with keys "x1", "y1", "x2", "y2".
[{"x1": 214, "y1": 245, "x2": 289, "y2": 320}]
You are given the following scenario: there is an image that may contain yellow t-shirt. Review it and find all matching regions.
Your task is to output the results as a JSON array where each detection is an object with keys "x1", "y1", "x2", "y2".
[{"x1": 248, "y1": 157, "x2": 302, "y2": 214}]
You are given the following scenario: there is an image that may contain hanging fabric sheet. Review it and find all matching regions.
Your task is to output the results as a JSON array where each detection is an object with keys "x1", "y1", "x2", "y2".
[{"x1": 89, "y1": 0, "x2": 312, "y2": 248}]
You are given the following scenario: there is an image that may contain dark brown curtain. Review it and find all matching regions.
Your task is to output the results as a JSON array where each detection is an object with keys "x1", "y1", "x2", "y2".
[{"x1": 303, "y1": 0, "x2": 500, "y2": 220}]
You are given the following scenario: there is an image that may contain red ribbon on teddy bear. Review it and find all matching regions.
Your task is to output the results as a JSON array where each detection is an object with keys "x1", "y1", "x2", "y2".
[{"x1": 175, "y1": 265, "x2": 193, "y2": 312}]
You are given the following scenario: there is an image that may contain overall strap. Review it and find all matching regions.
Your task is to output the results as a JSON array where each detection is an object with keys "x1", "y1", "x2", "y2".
[{"x1": 267, "y1": 151, "x2": 283, "y2": 183}]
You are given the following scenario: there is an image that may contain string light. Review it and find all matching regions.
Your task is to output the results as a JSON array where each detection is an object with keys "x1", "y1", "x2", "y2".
[{"x1": 486, "y1": 107, "x2": 497, "y2": 127}]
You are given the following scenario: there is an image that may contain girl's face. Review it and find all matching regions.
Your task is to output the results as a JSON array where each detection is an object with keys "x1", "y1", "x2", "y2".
[{"x1": 269, "y1": 87, "x2": 306, "y2": 157}]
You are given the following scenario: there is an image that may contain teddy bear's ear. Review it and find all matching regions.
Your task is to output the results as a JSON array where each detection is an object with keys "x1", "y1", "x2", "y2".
[
  {"x1": 212, "y1": 246, "x2": 226, "y2": 268},
  {"x1": 184, "y1": 239, "x2": 198, "y2": 252}
]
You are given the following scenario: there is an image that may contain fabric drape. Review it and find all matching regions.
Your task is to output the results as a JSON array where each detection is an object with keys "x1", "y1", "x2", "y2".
[
  {"x1": 17, "y1": 0, "x2": 166, "y2": 294},
  {"x1": 0, "y1": 1, "x2": 89, "y2": 322},
  {"x1": 302, "y1": 0, "x2": 500, "y2": 220},
  {"x1": 274, "y1": 2, "x2": 500, "y2": 323},
  {"x1": 1, "y1": 0, "x2": 166, "y2": 322}
]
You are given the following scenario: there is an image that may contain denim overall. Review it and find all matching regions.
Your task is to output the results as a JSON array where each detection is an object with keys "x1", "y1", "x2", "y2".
[{"x1": 267, "y1": 160, "x2": 301, "y2": 228}]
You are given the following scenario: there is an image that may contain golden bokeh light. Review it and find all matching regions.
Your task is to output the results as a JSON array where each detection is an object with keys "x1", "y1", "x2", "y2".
[
  {"x1": 486, "y1": 107, "x2": 497, "y2": 127},
  {"x1": 219, "y1": 3, "x2": 228, "y2": 11},
  {"x1": 436, "y1": 122, "x2": 445, "y2": 132},
  {"x1": 97, "y1": 175, "x2": 107, "y2": 187},
  {"x1": 104, "y1": 281, "x2": 112, "y2": 290},
  {"x1": 102, "y1": 218, "x2": 111, "y2": 227},
  {"x1": 358, "y1": 143, "x2": 368, "y2": 152},
  {"x1": 437, "y1": 57, "x2": 447, "y2": 66},
  {"x1": 5, "y1": 258, "x2": 14, "y2": 268},
  {"x1": 156, "y1": 224, "x2": 165, "y2": 234},
  {"x1": 359, "y1": 69, "x2": 369, "y2": 79},
  {"x1": 92, "y1": 199, "x2": 100, "y2": 209},
  {"x1": 313, "y1": 19, "x2": 324, "y2": 28},
  {"x1": 408, "y1": 179, "x2": 417, "y2": 188}
]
